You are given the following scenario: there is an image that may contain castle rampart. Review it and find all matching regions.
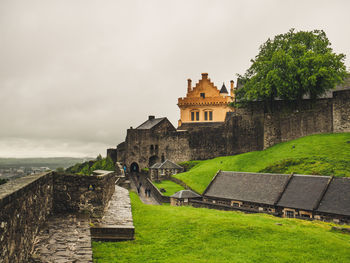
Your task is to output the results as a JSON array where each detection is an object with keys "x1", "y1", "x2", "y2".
[
  {"x1": 114, "y1": 89, "x2": 350, "y2": 170},
  {"x1": 0, "y1": 171, "x2": 115, "y2": 263}
]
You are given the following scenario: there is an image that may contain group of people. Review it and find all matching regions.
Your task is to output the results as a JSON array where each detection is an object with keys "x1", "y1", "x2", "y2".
[{"x1": 136, "y1": 181, "x2": 152, "y2": 198}]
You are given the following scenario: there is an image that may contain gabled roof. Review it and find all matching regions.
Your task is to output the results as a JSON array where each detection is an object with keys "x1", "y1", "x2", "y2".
[
  {"x1": 317, "y1": 177, "x2": 350, "y2": 216},
  {"x1": 150, "y1": 163, "x2": 161, "y2": 169},
  {"x1": 220, "y1": 83, "x2": 228, "y2": 94},
  {"x1": 203, "y1": 171, "x2": 290, "y2": 205},
  {"x1": 136, "y1": 117, "x2": 166, "y2": 129},
  {"x1": 277, "y1": 175, "x2": 331, "y2": 210},
  {"x1": 171, "y1": 190, "x2": 201, "y2": 199},
  {"x1": 158, "y1": 159, "x2": 183, "y2": 169}
]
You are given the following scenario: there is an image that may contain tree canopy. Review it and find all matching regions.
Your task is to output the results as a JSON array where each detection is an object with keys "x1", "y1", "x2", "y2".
[{"x1": 235, "y1": 29, "x2": 347, "y2": 108}]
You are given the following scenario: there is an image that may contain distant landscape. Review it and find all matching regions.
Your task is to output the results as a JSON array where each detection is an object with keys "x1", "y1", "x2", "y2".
[
  {"x1": 0, "y1": 157, "x2": 93, "y2": 169},
  {"x1": 0, "y1": 157, "x2": 94, "y2": 182}
]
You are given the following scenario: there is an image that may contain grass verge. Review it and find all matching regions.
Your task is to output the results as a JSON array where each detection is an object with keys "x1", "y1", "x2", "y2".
[
  {"x1": 92, "y1": 192, "x2": 350, "y2": 263},
  {"x1": 174, "y1": 133, "x2": 350, "y2": 193},
  {"x1": 152, "y1": 180, "x2": 185, "y2": 196}
]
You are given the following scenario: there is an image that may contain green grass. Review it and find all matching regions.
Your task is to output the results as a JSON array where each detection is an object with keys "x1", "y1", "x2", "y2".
[
  {"x1": 152, "y1": 180, "x2": 185, "y2": 196},
  {"x1": 92, "y1": 192, "x2": 350, "y2": 263},
  {"x1": 174, "y1": 133, "x2": 350, "y2": 193}
]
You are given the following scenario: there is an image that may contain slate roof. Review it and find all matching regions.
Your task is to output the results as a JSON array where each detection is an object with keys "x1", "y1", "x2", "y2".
[
  {"x1": 150, "y1": 163, "x2": 161, "y2": 169},
  {"x1": 203, "y1": 171, "x2": 290, "y2": 205},
  {"x1": 220, "y1": 83, "x2": 228, "y2": 94},
  {"x1": 158, "y1": 160, "x2": 183, "y2": 169},
  {"x1": 171, "y1": 190, "x2": 201, "y2": 199},
  {"x1": 136, "y1": 117, "x2": 166, "y2": 129},
  {"x1": 317, "y1": 177, "x2": 350, "y2": 216},
  {"x1": 277, "y1": 175, "x2": 331, "y2": 210}
]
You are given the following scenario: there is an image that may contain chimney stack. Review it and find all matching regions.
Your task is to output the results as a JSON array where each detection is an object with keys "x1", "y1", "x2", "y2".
[
  {"x1": 148, "y1": 115, "x2": 155, "y2": 120},
  {"x1": 187, "y1": 79, "x2": 192, "y2": 93},
  {"x1": 230, "y1": 80, "x2": 235, "y2": 96},
  {"x1": 201, "y1": 73, "x2": 208, "y2": 79}
]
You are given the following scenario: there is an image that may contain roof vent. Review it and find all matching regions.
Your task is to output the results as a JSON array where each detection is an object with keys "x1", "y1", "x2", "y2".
[{"x1": 148, "y1": 115, "x2": 155, "y2": 120}]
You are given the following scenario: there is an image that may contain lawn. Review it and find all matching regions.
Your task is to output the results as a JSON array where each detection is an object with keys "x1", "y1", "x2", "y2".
[
  {"x1": 152, "y1": 180, "x2": 185, "y2": 196},
  {"x1": 174, "y1": 133, "x2": 350, "y2": 193},
  {"x1": 92, "y1": 192, "x2": 350, "y2": 263}
]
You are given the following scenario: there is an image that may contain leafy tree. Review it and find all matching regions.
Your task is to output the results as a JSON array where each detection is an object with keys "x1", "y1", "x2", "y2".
[
  {"x1": 0, "y1": 178, "x2": 8, "y2": 185},
  {"x1": 235, "y1": 29, "x2": 347, "y2": 109},
  {"x1": 55, "y1": 167, "x2": 65, "y2": 173}
]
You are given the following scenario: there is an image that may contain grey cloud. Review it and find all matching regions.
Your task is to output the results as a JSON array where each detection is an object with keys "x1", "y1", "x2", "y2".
[{"x1": 0, "y1": 0, "x2": 349, "y2": 157}]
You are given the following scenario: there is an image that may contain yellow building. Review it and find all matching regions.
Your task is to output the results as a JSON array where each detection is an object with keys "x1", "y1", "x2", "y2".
[{"x1": 177, "y1": 73, "x2": 235, "y2": 126}]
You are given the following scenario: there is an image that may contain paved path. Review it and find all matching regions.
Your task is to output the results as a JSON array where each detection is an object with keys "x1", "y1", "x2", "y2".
[
  {"x1": 30, "y1": 214, "x2": 92, "y2": 263},
  {"x1": 129, "y1": 173, "x2": 160, "y2": 205},
  {"x1": 94, "y1": 185, "x2": 134, "y2": 226},
  {"x1": 30, "y1": 185, "x2": 134, "y2": 262}
]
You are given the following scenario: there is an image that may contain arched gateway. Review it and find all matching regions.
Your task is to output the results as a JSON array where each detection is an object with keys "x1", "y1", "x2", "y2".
[{"x1": 130, "y1": 162, "x2": 139, "y2": 173}]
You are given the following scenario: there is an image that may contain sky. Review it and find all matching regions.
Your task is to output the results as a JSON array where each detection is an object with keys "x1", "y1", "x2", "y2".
[{"x1": 0, "y1": 0, "x2": 349, "y2": 158}]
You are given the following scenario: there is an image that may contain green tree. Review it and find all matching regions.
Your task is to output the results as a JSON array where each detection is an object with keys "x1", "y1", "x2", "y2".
[{"x1": 235, "y1": 29, "x2": 347, "y2": 109}]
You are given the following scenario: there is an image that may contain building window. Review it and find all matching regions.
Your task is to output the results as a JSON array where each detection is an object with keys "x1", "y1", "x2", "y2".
[
  {"x1": 191, "y1": 111, "x2": 200, "y2": 121},
  {"x1": 204, "y1": 111, "x2": 213, "y2": 121},
  {"x1": 200, "y1": 93, "x2": 205, "y2": 98},
  {"x1": 285, "y1": 210, "x2": 295, "y2": 218}
]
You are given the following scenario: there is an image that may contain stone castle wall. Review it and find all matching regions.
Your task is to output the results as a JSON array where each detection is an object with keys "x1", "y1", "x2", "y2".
[
  {"x1": 333, "y1": 90, "x2": 350, "y2": 132},
  {"x1": 0, "y1": 172, "x2": 53, "y2": 263},
  {"x1": 53, "y1": 172, "x2": 115, "y2": 218},
  {"x1": 0, "y1": 172, "x2": 115, "y2": 263},
  {"x1": 116, "y1": 89, "x2": 350, "y2": 169}
]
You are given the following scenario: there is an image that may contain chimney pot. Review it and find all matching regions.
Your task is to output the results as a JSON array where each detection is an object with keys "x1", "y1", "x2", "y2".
[
  {"x1": 201, "y1": 73, "x2": 208, "y2": 79},
  {"x1": 187, "y1": 79, "x2": 192, "y2": 92}
]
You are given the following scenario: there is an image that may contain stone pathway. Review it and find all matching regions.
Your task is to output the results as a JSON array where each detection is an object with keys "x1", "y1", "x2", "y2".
[
  {"x1": 30, "y1": 185, "x2": 135, "y2": 262},
  {"x1": 94, "y1": 185, "x2": 134, "y2": 226},
  {"x1": 30, "y1": 214, "x2": 92, "y2": 263},
  {"x1": 130, "y1": 175, "x2": 160, "y2": 205}
]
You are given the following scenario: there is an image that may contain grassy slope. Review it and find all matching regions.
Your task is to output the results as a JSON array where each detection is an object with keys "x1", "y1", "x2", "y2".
[
  {"x1": 92, "y1": 192, "x2": 350, "y2": 263},
  {"x1": 152, "y1": 180, "x2": 185, "y2": 196},
  {"x1": 174, "y1": 133, "x2": 350, "y2": 193}
]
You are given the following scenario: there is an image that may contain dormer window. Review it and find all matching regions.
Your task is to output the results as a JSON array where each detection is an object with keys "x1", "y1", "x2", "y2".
[{"x1": 200, "y1": 93, "x2": 205, "y2": 98}]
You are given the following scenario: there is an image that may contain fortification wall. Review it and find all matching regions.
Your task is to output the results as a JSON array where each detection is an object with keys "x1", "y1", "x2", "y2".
[
  {"x1": 333, "y1": 90, "x2": 350, "y2": 133},
  {"x1": 116, "y1": 90, "x2": 350, "y2": 167},
  {"x1": 124, "y1": 128, "x2": 191, "y2": 170},
  {"x1": 262, "y1": 99, "x2": 333, "y2": 148},
  {"x1": 53, "y1": 172, "x2": 115, "y2": 218},
  {"x1": 0, "y1": 172, "x2": 53, "y2": 263},
  {"x1": 0, "y1": 172, "x2": 115, "y2": 263}
]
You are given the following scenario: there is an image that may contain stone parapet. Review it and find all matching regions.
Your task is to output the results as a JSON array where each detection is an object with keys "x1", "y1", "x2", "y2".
[
  {"x1": 0, "y1": 172, "x2": 53, "y2": 263},
  {"x1": 53, "y1": 172, "x2": 115, "y2": 218}
]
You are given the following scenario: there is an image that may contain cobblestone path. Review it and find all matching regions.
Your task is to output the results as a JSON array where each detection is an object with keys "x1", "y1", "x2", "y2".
[
  {"x1": 94, "y1": 185, "x2": 134, "y2": 226},
  {"x1": 30, "y1": 185, "x2": 135, "y2": 262},
  {"x1": 129, "y1": 174, "x2": 160, "y2": 205},
  {"x1": 30, "y1": 214, "x2": 92, "y2": 263}
]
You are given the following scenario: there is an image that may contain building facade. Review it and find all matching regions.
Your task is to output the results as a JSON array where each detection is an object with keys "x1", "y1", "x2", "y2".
[{"x1": 177, "y1": 73, "x2": 235, "y2": 126}]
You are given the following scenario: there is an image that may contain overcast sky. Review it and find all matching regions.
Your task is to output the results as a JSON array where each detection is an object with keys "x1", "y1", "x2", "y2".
[{"x1": 0, "y1": 0, "x2": 349, "y2": 158}]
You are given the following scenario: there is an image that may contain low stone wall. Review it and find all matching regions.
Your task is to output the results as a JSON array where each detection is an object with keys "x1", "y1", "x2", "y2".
[
  {"x1": 0, "y1": 171, "x2": 116, "y2": 263},
  {"x1": 144, "y1": 178, "x2": 170, "y2": 203},
  {"x1": 0, "y1": 172, "x2": 53, "y2": 263},
  {"x1": 189, "y1": 199, "x2": 259, "y2": 214},
  {"x1": 53, "y1": 172, "x2": 115, "y2": 218},
  {"x1": 170, "y1": 176, "x2": 200, "y2": 194}
]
